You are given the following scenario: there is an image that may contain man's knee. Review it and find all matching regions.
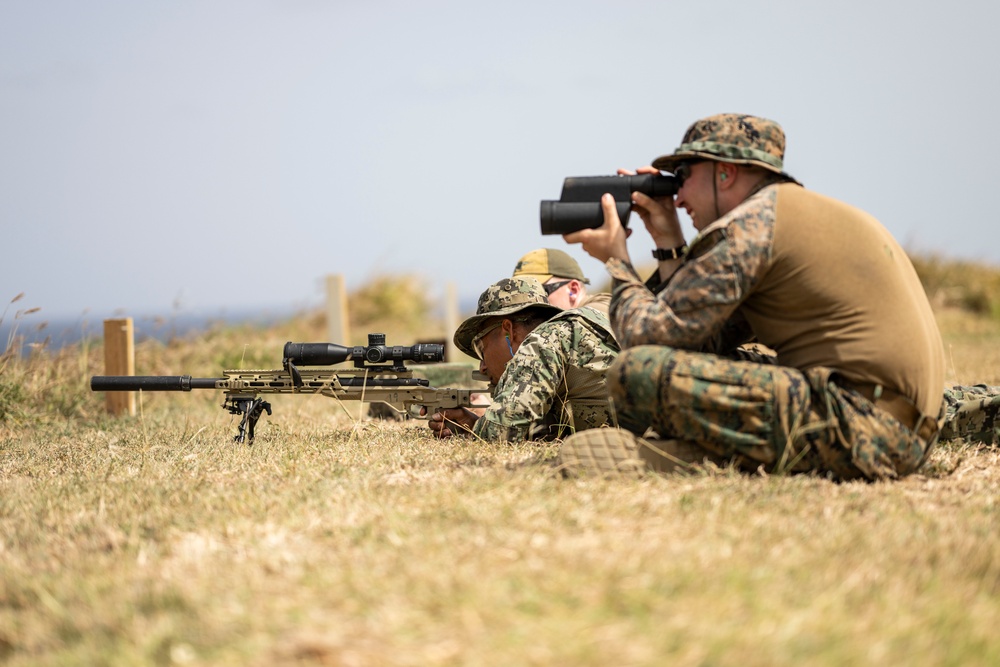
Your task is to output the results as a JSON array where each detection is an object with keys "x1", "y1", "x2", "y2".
[{"x1": 608, "y1": 346, "x2": 675, "y2": 402}]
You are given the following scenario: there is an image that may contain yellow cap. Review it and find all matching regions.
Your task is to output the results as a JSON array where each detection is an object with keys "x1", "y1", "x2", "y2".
[{"x1": 511, "y1": 248, "x2": 590, "y2": 285}]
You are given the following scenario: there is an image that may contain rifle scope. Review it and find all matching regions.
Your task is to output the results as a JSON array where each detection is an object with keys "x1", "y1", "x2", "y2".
[
  {"x1": 540, "y1": 173, "x2": 678, "y2": 235},
  {"x1": 284, "y1": 333, "x2": 444, "y2": 367}
]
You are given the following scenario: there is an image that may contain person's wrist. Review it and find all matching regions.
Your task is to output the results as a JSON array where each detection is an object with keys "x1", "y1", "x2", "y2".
[{"x1": 611, "y1": 244, "x2": 631, "y2": 264}]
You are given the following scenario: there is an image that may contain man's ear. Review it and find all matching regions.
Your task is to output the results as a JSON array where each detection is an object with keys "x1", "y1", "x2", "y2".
[
  {"x1": 567, "y1": 280, "x2": 582, "y2": 303},
  {"x1": 718, "y1": 163, "x2": 738, "y2": 187},
  {"x1": 504, "y1": 318, "x2": 527, "y2": 349}
]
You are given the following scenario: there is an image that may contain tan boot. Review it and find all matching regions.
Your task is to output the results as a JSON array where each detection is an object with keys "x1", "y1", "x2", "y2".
[{"x1": 558, "y1": 428, "x2": 726, "y2": 477}]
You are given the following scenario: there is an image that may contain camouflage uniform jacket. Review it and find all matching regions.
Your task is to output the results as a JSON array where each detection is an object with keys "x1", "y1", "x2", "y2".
[{"x1": 473, "y1": 306, "x2": 620, "y2": 442}]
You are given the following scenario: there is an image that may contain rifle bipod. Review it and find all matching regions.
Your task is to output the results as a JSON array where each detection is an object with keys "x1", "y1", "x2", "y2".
[{"x1": 224, "y1": 396, "x2": 272, "y2": 444}]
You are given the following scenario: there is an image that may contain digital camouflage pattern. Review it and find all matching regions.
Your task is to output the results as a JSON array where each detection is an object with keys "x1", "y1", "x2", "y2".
[
  {"x1": 453, "y1": 277, "x2": 561, "y2": 359},
  {"x1": 651, "y1": 112, "x2": 798, "y2": 183},
  {"x1": 579, "y1": 292, "x2": 611, "y2": 317},
  {"x1": 941, "y1": 384, "x2": 1000, "y2": 445},
  {"x1": 593, "y1": 346, "x2": 938, "y2": 481},
  {"x1": 473, "y1": 307, "x2": 620, "y2": 443}
]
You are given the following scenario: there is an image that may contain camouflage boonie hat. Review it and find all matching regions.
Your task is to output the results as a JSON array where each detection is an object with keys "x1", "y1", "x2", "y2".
[
  {"x1": 651, "y1": 113, "x2": 799, "y2": 183},
  {"x1": 454, "y1": 277, "x2": 561, "y2": 358},
  {"x1": 512, "y1": 248, "x2": 590, "y2": 285}
]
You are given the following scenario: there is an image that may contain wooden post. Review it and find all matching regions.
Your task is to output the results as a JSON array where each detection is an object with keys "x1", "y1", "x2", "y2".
[
  {"x1": 325, "y1": 274, "x2": 350, "y2": 345},
  {"x1": 444, "y1": 281, "x2": 460, "y2": 362},
  {"x1": 103, "y1": 318, "x2": 135, "y2": 416}
]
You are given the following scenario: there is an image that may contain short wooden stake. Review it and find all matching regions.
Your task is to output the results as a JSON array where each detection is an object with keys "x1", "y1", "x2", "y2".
[
  {"x1": 325, "y1": 274, "x2": 350, "y2": 346},
  {"x1": 103, "y1": 318, "x2": 135, "y2": 416}
]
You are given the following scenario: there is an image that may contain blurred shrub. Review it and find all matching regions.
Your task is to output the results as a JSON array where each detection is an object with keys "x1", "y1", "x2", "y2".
[
  {"x1": 910, "y1": 253, "x2": 1000, "y2": 319},
  {"x1": 347, "y1": 274, "x2": 439, "y2": 344}
]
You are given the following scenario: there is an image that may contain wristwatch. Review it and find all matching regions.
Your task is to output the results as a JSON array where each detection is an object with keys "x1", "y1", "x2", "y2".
[{"x1": 651, "y1": 244, "x2": 687, "y2": 260}]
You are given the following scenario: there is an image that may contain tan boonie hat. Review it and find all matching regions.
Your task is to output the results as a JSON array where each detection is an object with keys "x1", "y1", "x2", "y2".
[
  {"x1": 453, "y1": 277, "x2": 561, "y2": 358},
  {"x1": 651, "y1": 113, "x2": 799, "y2": 184},
  {"x1": 512, "y1": 248, "x2": 590, "y2": 285}
]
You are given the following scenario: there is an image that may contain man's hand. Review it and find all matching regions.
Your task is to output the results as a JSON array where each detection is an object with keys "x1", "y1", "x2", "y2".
[
  {"x1": 618, "y1": 166, "x2": 685, "y2": 249},
  {"x1": 563, "y1": 193, "x2": 631, "y2": 264},
  {"x1": 427, "y1": 407, "x2": 479, "y2": 439},
  {"x1": 467, "y1": 392, "x2": 490, "y2": 417}
]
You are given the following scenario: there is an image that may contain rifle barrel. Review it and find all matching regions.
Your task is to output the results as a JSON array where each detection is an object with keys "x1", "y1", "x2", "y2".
[{"x1": 90, "y1": 376, "x2": 221, "y2": 392}]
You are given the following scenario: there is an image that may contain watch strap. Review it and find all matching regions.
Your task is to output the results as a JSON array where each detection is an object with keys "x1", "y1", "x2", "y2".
[{"x1": 652, "y1": 244, "x2": 688, "y2": 260}]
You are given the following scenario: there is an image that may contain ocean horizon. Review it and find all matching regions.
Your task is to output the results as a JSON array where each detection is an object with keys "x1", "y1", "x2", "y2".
[
  {"x1": 1, "y1": 297, "x2": 480, "y2": 355},
  {"x1": 0, "y1": 306, "x2": 307, "y2": 355}
]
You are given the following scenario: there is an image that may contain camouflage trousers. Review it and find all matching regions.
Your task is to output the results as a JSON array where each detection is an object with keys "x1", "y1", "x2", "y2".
[
  {"x1": 600, "y1": 346, "x2": 940, "y2": 481},
  {"x1": 941, "y1": 384, "x2": 1000, "y2": 445}
]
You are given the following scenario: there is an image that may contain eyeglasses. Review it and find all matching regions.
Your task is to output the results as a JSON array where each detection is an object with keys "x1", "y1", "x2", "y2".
[
  {"x1": 471, "y1": 317, "x2": 531, "y2": 359},
  {"x1": 471, "y1": 321, "x2": 504, "y2": 360},
  {"x1": 543, "y1": 279, "x2": 572, "y2": 296},
  {"x1": 672, "y1": 160, "x2": 705, "y2": 187}
]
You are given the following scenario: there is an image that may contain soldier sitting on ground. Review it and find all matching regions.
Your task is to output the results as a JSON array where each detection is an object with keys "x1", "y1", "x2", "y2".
[{"x1": 560, "y1": 112, "x2": 945, "y2": 480}]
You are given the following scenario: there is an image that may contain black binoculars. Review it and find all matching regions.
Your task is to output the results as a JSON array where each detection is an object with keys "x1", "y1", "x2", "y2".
[{"x1": 540, "y1": 173, "x2": 678, "y2": 235}]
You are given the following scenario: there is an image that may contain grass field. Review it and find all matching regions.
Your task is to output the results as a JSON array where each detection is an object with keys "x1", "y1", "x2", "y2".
[{"x1": 2, "y1": 267, "x2": 1000, "y2": 666}]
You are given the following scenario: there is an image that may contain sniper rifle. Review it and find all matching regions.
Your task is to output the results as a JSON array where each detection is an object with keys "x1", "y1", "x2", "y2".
[{"x1": 90, "y1": 333, "x2": 484, "y2": 444}]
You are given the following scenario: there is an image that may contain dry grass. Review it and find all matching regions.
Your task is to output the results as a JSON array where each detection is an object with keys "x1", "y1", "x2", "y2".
[
  {"x1": 2, "y1": 263, "x2": 1000, "y2": 666},
  {"x1": 2, "y1": 420, "x2": 998, "y2": 666}
]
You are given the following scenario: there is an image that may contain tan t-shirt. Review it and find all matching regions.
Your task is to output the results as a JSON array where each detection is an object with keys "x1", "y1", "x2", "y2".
[{"x1": 750, "y1": 185, "x2": 943, "y2": 416}]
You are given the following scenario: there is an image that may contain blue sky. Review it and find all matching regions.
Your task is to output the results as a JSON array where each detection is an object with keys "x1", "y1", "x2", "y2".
[{"x1": 2, "y1": 0, "x2": 998, "y2": 321}]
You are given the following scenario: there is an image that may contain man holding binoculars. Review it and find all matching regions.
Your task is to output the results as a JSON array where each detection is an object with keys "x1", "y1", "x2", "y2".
[{"x1": 556, "y1": 112, "x2": 945, "y2": 481}]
